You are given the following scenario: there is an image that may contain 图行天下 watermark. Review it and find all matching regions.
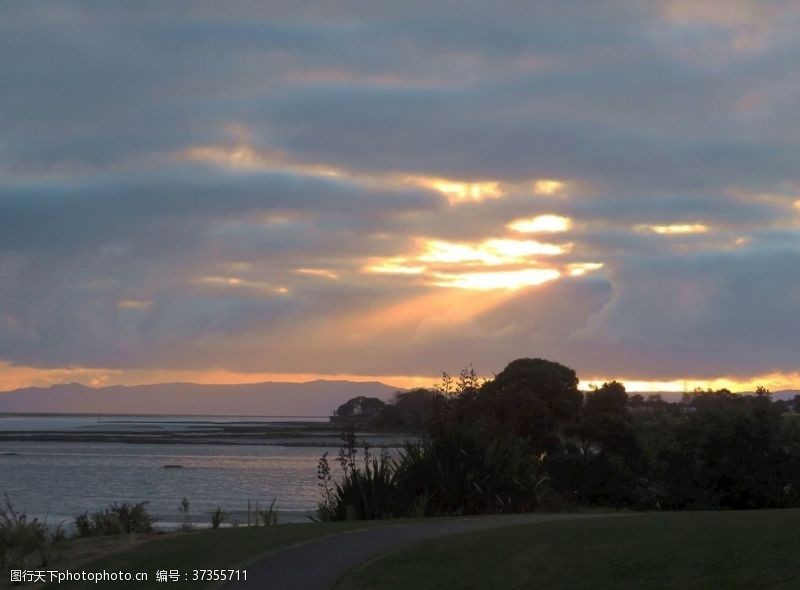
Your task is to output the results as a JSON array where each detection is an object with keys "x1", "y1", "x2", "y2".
[
  {"x1": 10, "y1": 568, "x2": 248, "y2": 584},
  {"x1": 11, "y1": 569, "x2": 149, "y2": 584}
]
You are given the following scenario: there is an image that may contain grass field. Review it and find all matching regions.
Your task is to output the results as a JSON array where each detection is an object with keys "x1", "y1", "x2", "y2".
[
  {"x1": 336, "y1": 510, "x2": 800, "y2": 590},
  {"x1": 36, "y1": 520, "x2": 401, "y2": 590}
]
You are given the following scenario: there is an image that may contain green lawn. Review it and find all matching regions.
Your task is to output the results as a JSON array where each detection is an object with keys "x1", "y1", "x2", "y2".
[
  {"x1": 40, "y1": 520, "x2": 400, "y2": 590},
  {"x1": 336, "y1": 510, "x2": 800, "y2": 590}
]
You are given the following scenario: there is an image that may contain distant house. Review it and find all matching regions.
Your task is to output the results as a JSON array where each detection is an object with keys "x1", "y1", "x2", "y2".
[{"x1": 330, "y1": 396, "x2": 386, "y2": 423}]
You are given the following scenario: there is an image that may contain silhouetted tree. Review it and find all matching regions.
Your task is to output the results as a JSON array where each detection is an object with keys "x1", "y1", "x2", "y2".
[
  {"x1": 578, "y1": 381, "x2": 635, "y2": 455},
  {"x1": 658, "y1": 390, "x2": 800, "y2": 509},
  {"x1": 376, "y1": 389, "x2": 439, "y2": 429},
  {"x1": 551, "y1": 381, "x2": 645, "y2": 508},
  {"x1": 477, "y1": 358, "x2": 582, "y2": 452},
  {"x1": 322, "y1": 358, "x2": 800, "y2": 516}
]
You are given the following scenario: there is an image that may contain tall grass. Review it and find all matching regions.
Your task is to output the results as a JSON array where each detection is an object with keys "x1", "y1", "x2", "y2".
[
  {"x1": 0, "y1": 494, "x2": 64, "y2": 572},
  {"x1": 75, "y1": 501, "x2": 154, "y2": 537},
  {"x1": 257, "y1": 497, "x2": 279, "y2": 526},
  {"x1": 210, "y1": 507, "x2": 227, "y2": 529},
  {"x1": 316, "y1": 429, "x2": 398, "y2": 521},
  {"x1": 315, "y1": 425, "x2": 548, "y2": 521}
]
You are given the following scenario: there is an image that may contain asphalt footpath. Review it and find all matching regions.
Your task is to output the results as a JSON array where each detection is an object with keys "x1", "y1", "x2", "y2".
[{"x1": 224, "y1": 512, "x2": 614, "y2": 590}]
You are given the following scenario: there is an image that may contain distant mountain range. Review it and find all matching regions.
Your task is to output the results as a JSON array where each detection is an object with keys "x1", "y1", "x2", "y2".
[{"x1": 0, "y1": 380, "x2": 402, "y2": 416}]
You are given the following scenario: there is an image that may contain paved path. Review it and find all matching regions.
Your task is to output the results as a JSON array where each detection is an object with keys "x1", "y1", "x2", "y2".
[{"x1": 224, "y1": 513, "x2": 613, "y2": 590}]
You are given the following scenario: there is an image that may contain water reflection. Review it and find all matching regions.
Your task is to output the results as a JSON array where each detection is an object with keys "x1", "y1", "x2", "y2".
[{"x1": 0, "y1": 441, "x2": 335, "y2": 525}]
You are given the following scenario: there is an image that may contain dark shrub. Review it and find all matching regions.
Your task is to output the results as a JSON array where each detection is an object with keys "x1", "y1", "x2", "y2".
[
  {"x1": 316, "y1": 424, "x2": 547, "y2": 520},
  {"x1": 395, "y1": 425, "x2": 548, "y2": 515},
  {"x1": 75, "y1": 502, "x2": 154, "y2": 537},
  {"x1": 0, "y1": 494, "x2": 62, "y2": 572}
]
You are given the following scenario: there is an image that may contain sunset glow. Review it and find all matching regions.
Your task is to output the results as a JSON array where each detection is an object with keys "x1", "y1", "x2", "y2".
[
  {"x1": 567, "y1": 262, "x2": 604, "y2": 277},
  {"x1": 419, "y1": 238, "x2": 567, "y2": 265},
  {"x1": 3, "y1": 359, "x2": 800, "y2": 395},
  {"x1": 364, "y1": 258, "x2": 426, "y2": 275},
  {"x1": 408, "y1": 176, "x2": 504, "y2": 203},
  {"x1": 635, "y1": 223, "x2": 709, "y2": 235},
  {"x1": 584, "y1": 372, "x2": 800, "y2": 394},
  {"x1": 431, "y1": 268, "x2": 561, "y2": 290}
]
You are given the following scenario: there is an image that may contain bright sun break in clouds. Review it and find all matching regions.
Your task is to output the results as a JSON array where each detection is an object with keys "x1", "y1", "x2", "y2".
[
  {"x1": 405, "y1": 177, "x2": 567, "y2": 204},
  {"x1": 508, "y1": 215, "x2": 572, "y2": 233},
  {"x1": 363, "y1": 236, "x2": 596, "y2": 291},
  {"x1": 431, "y1": 268, "x2": 561, "y2": 290},
  {"x1": 419, "y1": 238, "x2": 569, "y2": 265}
]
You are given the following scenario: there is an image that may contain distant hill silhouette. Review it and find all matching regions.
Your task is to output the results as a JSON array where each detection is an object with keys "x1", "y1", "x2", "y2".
[{"x1": 0, "y1": 380, "x2": 401, "y2": 416}]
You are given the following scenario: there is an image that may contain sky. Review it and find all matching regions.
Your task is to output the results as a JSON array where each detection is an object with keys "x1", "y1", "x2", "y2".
[{"x1": 1, "y1": 1, "x2": 800, "y2": 393}]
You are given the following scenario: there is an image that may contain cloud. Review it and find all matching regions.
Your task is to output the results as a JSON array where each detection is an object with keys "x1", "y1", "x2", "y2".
[
  {"x1": 577, "y1": 247, "x2": 800, "y2": 378},
  {"x1": 1, "y1": 0, "x2": 800, "y2": 389}
]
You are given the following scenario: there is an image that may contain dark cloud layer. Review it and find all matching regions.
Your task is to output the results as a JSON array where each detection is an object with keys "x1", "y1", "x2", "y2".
[{"x1": 1, "y1": 0, "x2": 799, "y2": 385}]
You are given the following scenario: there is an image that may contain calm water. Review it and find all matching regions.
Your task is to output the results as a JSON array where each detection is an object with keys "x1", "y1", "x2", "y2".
[
  {"x1": 0, "y1": 414, "x2": 326, "y2": 432},
  {"x1": 0, "y1": 415, "x2": 337, "y2": 527}
]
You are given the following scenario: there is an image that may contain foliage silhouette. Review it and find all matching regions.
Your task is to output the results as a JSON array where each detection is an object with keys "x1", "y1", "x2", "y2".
[{"x1": 320, "y1": 358, "x2": 800, "y2": 518}]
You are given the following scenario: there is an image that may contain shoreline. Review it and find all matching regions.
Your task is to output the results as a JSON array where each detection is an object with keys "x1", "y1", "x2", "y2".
[
  {"x1": 0, "y1": 414, "x2": 411, "y2": 446},
  {"x1": 0, "y1": 418, "x2": 411, "y2": 446},
  {"x1": 0, "y1": 434, "x2": 405, "y2": 447}
]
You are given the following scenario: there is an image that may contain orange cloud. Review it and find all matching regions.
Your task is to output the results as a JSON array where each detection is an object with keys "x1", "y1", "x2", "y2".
[
  {"x1": 295, "y1": 268, "x2": 339, "y2": 280},
  {"x1": 181, "y1": 128, "x2": 568, "y2": 207},
  {"x1": 404, "y1": 176, "x2": 503, "y2": 203},
  {"x1": 198, "y1": 276, "x2": 289, "y2": 295},
  {"x1": 533, "y1": 179, "x2": 565, "y2": 195},
  {"x1": 634, "y1": 223, "x2": 709, "y2": 235},
  {"x1": 117, "y1": 299, "x2": 152, "y2": 310}
]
